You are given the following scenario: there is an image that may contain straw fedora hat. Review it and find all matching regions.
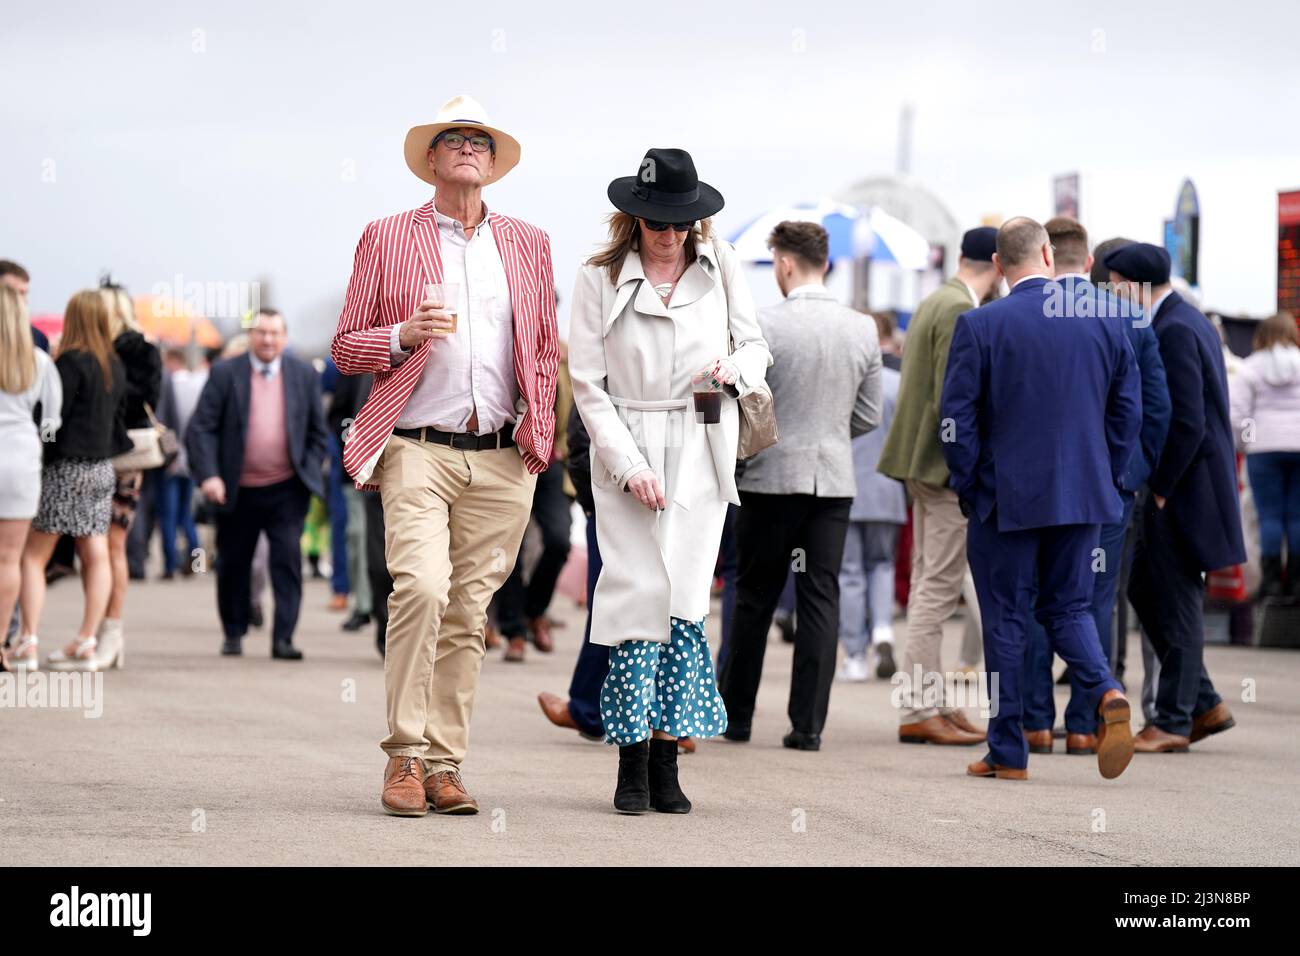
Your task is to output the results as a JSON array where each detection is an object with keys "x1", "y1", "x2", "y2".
[{"x1": 403, "y1": 95, "x2": 521, "y2": 186}]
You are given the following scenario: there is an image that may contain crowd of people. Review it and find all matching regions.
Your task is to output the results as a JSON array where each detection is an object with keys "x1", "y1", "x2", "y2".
[{"x1": 4, "y1": 91, "x2": 1299, "y2": 818}]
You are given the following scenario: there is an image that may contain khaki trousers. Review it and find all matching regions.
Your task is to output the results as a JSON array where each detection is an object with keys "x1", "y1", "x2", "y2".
[
  {"x1": 374, "y1": 434, "x2": 536, "y2": 774},
  {"x1": 899, "y1": 479, "x2": 977, "y2": 721}
]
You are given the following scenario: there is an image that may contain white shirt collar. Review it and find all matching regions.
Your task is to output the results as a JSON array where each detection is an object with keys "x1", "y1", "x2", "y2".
[
  {"x1": 1148, "y1": 289, "x2": 1174, "y2": 321},
  {"x1": 433, "y1": 199, "x2": 490, "y2": 237},
  {"x1": 957, "y1": 278, "x2": 979, "y2": 307},
  {"x1": 1055, "y1": 272, "x2": 1090, "y2": 282},
  {"x1": 250, "y1": 354, "x2": 281, "y2": 378},
  {"x1": 787, "y1": 283, "x2": 828, "y2": 298}
]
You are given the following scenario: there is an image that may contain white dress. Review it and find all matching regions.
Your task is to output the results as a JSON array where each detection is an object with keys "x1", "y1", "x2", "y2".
[{"x1": 0, "y1": 349, "x2": 63, "y2": 519}]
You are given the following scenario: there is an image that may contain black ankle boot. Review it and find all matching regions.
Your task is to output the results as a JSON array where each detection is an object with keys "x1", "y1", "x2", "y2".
[
  {"x1": 614, "y1": 741, "x2": 650, "y2": 814},
  {"x1": 1261, "y1": 556, "x2": 1285, "y2": 600},
  {"x1": 648, "y1": 738, "x2": 692, "y2": 813}
]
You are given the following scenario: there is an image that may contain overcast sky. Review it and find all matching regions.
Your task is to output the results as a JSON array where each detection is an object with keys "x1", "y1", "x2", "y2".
[{"x1": 3, "y1": 0, "x2": 1297, "y2": 351}]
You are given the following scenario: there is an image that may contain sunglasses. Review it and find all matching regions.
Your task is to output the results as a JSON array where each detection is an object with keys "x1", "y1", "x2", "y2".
[
  {"x1": 433, "y1": 131, "x2": 495, "y2": 154},
  {"x1": 642, "y1": 219, "x2": 696, "y2": 233}
]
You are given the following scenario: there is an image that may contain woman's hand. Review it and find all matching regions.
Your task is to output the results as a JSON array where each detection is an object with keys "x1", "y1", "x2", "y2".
[
  {"x1": 691, "y1": 358, "x2": 739, "y2": 391},
  {"x1": 625, "y1": 467, "x2": 666, "y2": 511}
]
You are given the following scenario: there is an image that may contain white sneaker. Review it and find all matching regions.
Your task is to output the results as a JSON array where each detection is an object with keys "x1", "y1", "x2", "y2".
[{"x1": 838, "y1": 653, "x2": 870, "y2": 682}]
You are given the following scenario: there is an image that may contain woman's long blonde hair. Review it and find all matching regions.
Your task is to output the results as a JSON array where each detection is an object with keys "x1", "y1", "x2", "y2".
[
  {"x1": 0, "y1": 285, "x2": 36, "y2": 394},
  {"x1": 588, "y1": 212, "x2": 714, "y2": 286},
  {"x1": 101, "y1": 285, "x2": 140, "y2": 339},
  {"x1": 59, "y1": 290, "x2": 117, "y2": 392}
]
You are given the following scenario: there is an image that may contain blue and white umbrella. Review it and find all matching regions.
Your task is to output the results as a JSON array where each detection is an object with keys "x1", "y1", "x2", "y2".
[{"x1": 727, "y1": 199, "x2": 930, "y2": 270}]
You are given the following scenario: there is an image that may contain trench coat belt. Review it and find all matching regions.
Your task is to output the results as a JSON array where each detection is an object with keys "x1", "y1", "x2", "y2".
[{"x1": 606, "y1": 394, "x2": 698, "y2": 512}]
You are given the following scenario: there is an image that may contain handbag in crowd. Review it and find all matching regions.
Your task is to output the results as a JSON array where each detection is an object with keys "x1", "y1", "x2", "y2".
[
  {"x1": 112, "y1": 403, "x2": 179, "y2": 473},
  {"x1": 715, "y1": 239, "x2": 779, "y2": 460}
]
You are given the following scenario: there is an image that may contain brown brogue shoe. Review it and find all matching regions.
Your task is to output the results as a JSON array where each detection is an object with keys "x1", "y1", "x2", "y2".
[
  {"x1": 1096, "y1": 689, "x2": 1134, "y2": 779},
  {"x1": 1066, "y1": 732, "x2": 1098, "y2": 755},
  {"x1": 945, "y1": 709, "x2": 987, "y2": 738},
  {"x1": 538, "y1": 692, "x2": 579, "y2": 730},
  {"x1": 1025, "y1": 729, "x2": 1054, "y2": 754},
  {"x1": 899, "y1": 715, "x2": 983, "y2": 746},
  {"x1": 529, "y1": 616, "x2": 555, "y2": 653},
  {"x1": 1189, "y1": 702, "x2": 1236, "y2": 744},
  {"x1": 1133, "y1": 724, "x2": 1191, "y2": 753},
  {"x1": 381, "y1": 756, "x2": 428, "y2": 817},
  {"x1": 425, "y1": 769, "x2": 480, "y2": 815},
  {"x1": 966, "y1": 759, "x2": 1029, "y2": 780}
]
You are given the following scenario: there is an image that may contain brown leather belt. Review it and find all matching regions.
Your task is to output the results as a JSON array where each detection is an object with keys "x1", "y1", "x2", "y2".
[{"x1": 392, "y1": 424, "x2": 515, "y2": 450}]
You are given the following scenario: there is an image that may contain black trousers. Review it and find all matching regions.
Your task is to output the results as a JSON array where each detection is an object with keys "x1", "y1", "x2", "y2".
[
  {"x1": 215, "y1": 477, "x2": 310, "y2": 646},
  {"x1": 1127, "y1": 495, "x2": 1222, "y2": 736},
  {"x1": 719, "y1": 491, "x2": 852, "y2": 735},
  {"x1": 364, "y1": 489, "x2": 392, "y2": 652},
  {"x1": 496, "y1": 460, "x2": 573, "y2": 639}
]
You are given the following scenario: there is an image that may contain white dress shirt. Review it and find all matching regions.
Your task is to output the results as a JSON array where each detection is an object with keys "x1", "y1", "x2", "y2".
[
  {"x1": 392, "y1": 201, "x2": 518, "y2": 433},
  {"x1": 249, "y1": 354, "x2": 281, "y2": 378}
]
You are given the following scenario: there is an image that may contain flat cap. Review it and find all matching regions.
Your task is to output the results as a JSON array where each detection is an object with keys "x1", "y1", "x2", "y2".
[{"x1": 1103, "y1": 242, "x2": 1171, "y2": 284}]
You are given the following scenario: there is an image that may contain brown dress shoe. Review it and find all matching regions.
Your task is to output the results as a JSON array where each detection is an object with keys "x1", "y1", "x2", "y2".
[
  {"x1": 1025, "y1": 729, "x2": 1054, "y2": 754},
  {"x1": 328, "y1": 593, "x2": 348, "y2": 612},
  {"x1": 1066, "y1": 732, "x2": 1098, "y2": 755},
  {"x1": 945, "y1": 709, "x2": 987, "y2": 739},
  {"x1": 1133, "y1": 724, "x2": 1191, "y2": 753},
  {"x1": 381, "y1": 756, "x2": 428, "y2": 817},
  {"x1": 899, "y1": 715, "x2": 983, "y2": 746},
  {"x1": 529, "y1": 616, "x2": 555, "y2": 653},
  {"x1": 967, "y1": 759, "x2": 1029, "y2": 780},
  {"x1": 538, "y1": 691, "x2": 578, "y2": 730},
  {"x1": 425, "y1": 769, "x2": 480, "y2": 814},
  {"x1": 1096, "y1": 689, "x2": 1134, "y2": 779},
  {"x1": 677, "y1": 736, "x2": 696, "y2": 755},
  {"x1": 1189, "y1": 702, "x2": 1236, "y2": 743},
  {"x1": 503, "y1": 637, "x2": 526, "y2": 662}
]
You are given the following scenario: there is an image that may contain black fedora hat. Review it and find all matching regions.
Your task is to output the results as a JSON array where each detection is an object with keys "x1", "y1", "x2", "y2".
[{"x1": 607, "y1": 147, "x2": 724, "y2": 223}]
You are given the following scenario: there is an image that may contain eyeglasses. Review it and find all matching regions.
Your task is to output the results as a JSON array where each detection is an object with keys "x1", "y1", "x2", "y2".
[
  {"x1": 433, "y1": 131, "x2": 495, "y2": 154},
  {"x1": 642, "y1": 219, "x2": 696, "y2": 233}
]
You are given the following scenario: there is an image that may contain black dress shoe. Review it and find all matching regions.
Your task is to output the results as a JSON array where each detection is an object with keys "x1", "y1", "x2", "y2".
[
  {"x1": 271, "y1": 642, "x2": 303, "y2": 660},
  {"x1": 875, "y1": 642, "x2": 897, "y2": 678},
  {"x1": 723, "y1": 725, "x2": 751, "y2": 742},
  {"x1": 221, "y1": 637, "x2": 243, "y2": 656},
  {"x1": 782, "y1": 729, "x2": 821, "y2": 751},
  {"x1": 341, "y1": 611, "x2": 371, "y2": 632},
  {"x1": 249, "y1": 605, "x2": 264, "y2": 629}
]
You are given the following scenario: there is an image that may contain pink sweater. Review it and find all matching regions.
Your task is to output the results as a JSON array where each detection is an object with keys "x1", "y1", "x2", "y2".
[{"x1": 240, "y1": 370, "x2": 294, "y2": 487}]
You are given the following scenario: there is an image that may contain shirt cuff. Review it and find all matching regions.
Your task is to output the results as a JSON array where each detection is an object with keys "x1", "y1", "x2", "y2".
[{"x1": 390, "y1": 324, "x2": 409, "y2": 365}]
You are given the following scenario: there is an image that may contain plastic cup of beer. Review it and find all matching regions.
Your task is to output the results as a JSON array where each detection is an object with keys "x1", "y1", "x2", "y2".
[{"x1": 424, "y1": 283, "x2": 460, "y2": 335}]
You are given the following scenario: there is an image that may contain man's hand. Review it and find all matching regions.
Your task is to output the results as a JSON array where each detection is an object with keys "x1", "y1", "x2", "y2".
[
  {"x1": 200, "y1": 476, "x2": 227, "y2": 506},
  {"x1": 625, "y1": 467, "x2": 666, "y2": 511},
  {"x1": 398, "y1": 302, "x2": 456, "y2": 350}
]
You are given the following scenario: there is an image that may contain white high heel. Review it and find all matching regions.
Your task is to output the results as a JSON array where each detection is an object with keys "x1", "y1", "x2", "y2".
[
  {"x1": 3, "y1": 635, "x2": 40, "y2": 672},
  {"x1": 94, "y1": 619, "x2": 125, "y2": 670},
  {"x1": 47, "y1": 635, "x2": 99, "y2": 671}
]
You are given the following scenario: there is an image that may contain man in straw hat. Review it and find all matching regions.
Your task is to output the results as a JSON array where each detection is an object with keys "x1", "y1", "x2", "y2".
[{"x1": 332, "y1": 95, "x2": 558, "y2": 817}]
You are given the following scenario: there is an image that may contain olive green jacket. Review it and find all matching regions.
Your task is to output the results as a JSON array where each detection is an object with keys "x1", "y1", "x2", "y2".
[{"x1": 876, "y1": 277, "x2": 977, "y2": 486}]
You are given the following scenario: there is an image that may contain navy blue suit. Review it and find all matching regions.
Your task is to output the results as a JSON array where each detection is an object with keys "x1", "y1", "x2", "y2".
[
  {"x1": 187, "y1": 352, "x2": 329, "y2": 648},
  {"x1": 941, "y1": 276, "x2": 1141, "y2": 769},
  {"x1": 1127, "y1": 292, "x2": 1246, "y2": 736},
  {"x1": 1022, "y1": 278, "x2": 1171, "y2": 734}
]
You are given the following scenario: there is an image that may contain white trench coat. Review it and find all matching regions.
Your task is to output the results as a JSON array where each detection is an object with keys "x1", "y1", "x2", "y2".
[{"x1": 568, "y1": 238, "x2": 772, "y2": 647}]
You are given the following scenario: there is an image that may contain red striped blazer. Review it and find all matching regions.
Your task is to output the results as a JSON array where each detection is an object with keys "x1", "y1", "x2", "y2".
[{"x1": 331, "y1": 200, "x2": 558, "y2": 487}]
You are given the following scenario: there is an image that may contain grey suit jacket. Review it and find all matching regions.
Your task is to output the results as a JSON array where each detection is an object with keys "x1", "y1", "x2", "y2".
[{"x1": 737, "y1": 288, "x2": 882, "y2": 497}]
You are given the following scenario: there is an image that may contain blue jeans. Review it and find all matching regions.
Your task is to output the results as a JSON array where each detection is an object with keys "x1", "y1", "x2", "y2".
[
  {"x1": 1247, "y1": 451, "x2": 1300, "y2": 558},
  {"x1": 838, "y1": 521, "x2": 899, "y2": 657},
  {"x1": 156, "y1": 474, "x2": 199, "y2": 575}
]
